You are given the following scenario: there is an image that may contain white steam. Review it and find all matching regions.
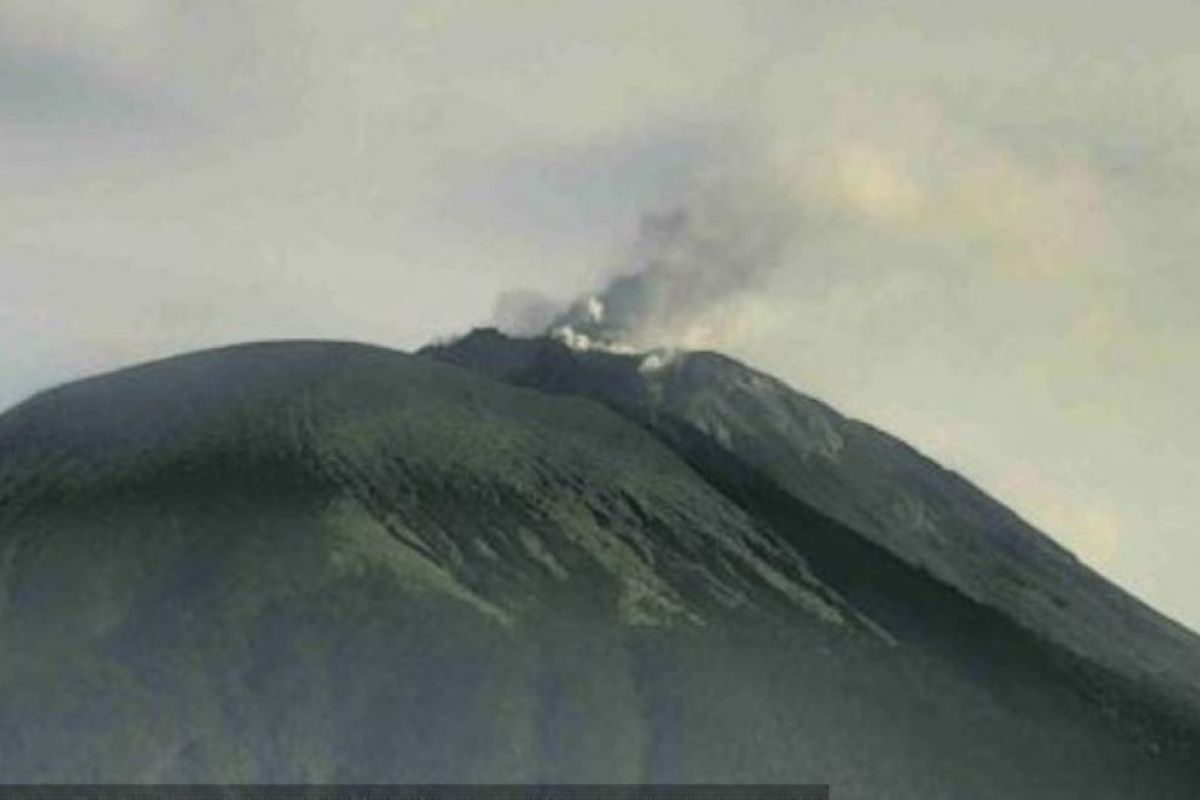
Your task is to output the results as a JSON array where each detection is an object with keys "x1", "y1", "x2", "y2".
[{"x1": 496, "y1": 168, "x2": 800, "y2": 352}]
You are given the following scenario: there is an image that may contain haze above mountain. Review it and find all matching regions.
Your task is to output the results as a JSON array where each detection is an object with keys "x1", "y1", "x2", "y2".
[
  {"x1": 3, "y1": 1, "x2": 1200, "y2": 634},
  {"x1": 0, "y1": 332, "x2": 1197, "y2": 797}
]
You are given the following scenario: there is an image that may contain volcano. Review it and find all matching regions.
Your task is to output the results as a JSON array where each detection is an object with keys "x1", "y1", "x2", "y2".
[{"x1": 0, "y1": 332, "x2": 1197, "y2": 798}]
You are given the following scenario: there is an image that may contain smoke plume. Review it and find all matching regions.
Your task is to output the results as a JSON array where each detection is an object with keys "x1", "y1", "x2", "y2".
[{"x1": 496, "y1": 172, "x2": 798, "y2": 352}]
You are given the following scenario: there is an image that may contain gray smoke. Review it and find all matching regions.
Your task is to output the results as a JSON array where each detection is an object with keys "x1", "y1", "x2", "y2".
[
  {"x1": 491, "y1": 290, "x2": 562, "y2": 337},
  {"x1": 496, "y1": 174, "x2": 798, "y2": 351}
]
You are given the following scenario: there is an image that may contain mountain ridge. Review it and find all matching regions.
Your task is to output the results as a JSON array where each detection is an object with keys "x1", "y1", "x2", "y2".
[
  {"x1": 0, "y1": 336, "x2": 1196, "y2": 796},
  {"x1": 425, "y1": 329, "x2": 1200, "y2": 726}
]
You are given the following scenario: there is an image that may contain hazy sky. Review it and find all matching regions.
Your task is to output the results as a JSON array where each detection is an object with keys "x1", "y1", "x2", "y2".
[{"x1": 1, "y1": 1, "x2": 1198, "y2": 630}]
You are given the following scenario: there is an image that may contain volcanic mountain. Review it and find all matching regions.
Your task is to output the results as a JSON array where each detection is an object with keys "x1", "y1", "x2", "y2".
[{"x1": 0, "y1": 331, "x2": 1197, "y2": 797}]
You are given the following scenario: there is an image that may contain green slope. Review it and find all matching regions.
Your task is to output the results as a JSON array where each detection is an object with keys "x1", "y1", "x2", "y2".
[
  {"x1": 427, "y1": 328, "x2": 1200, "y2": 731},
  {"x1": 0, "y1": 340, "x2": 1196, "y2": 797}
]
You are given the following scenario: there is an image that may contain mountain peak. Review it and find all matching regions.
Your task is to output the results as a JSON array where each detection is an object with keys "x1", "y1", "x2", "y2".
[
  {"x1": 427, "y1": 329, "x2": 1200, "y2": 707},
  {"x1": 0, "y1": 334, "x2": 1197, "y2": 793}
]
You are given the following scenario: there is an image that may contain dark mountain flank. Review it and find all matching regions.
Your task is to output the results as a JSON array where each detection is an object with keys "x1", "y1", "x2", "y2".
[
  {"x1": 0, "y1": 336, "x2": 1197, "y2": 797},
  {"x1": 427, "y1": 330, "x2": 1200, "y2": 710}
]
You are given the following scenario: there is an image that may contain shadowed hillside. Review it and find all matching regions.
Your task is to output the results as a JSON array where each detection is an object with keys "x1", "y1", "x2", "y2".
[
  {"x1": 428, "y1": 329, "x2": 1200, "y2": 720},
  {"x1": 0, "y1": 339, "x2": 1196, "y2": 797}
]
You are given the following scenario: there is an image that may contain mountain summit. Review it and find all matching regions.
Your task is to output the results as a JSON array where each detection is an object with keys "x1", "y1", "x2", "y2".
[
  {"x1": 0, "y1": 334, "x2": 1197, "y2": 797},
  {"x1": 427, "y1": 329, "x2": 1200, "y2": 707}
]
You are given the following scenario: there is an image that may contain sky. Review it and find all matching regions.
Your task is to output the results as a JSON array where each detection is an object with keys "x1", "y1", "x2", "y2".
[{"x1": 1, "y1": 1, "x2": 1198, "y2": 630}]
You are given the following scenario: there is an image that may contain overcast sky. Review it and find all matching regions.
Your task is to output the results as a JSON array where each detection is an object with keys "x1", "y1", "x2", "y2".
[{"x1": 1, "y1": 1, "x2": 1198, "y2": 630}]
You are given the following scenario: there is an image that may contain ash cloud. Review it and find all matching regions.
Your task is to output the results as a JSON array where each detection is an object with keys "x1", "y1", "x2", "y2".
[
  {"x1": 497, "y1": 173, "x2": 798, "y2": 351},
  {"x1": 491, "y1": 290, "x2": 562, "y2": 337}
]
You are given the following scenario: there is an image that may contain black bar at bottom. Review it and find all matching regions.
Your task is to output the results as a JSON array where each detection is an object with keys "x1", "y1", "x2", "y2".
[{"x1": 0, "y1": 786, "x2": 829, "y2": 800}]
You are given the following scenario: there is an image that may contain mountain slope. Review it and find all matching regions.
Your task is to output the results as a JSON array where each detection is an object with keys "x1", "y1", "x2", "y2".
[
  {"x1": 0, "y1": 339, "x2": 1196, "y2": 796},
  {"x1": 426, "y1": 330, "x2": 1200, "y2": 739}
]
